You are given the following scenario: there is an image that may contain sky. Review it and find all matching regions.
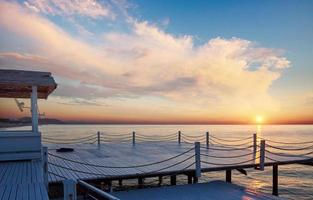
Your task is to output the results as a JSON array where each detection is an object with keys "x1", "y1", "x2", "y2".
[{"x1": 0, "y1": 0, "x2": 312, "y2": 124}]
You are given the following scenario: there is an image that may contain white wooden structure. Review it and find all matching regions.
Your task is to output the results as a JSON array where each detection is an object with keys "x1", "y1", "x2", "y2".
[
  {"x1": 0, "y1": 69, "x2": 57, "y2": 161},
  {"x1": 0, "y1": 69, "x2": 57, "y2": 200}
]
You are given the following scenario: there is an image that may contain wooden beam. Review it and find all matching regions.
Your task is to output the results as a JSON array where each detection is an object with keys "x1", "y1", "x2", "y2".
[
  {"x1": 226, "y1": 170, "x2": 232, "y2": 183},
  {"x1": 158, "y1": 176, "x2": 163, "y2": 186},
  {"x1": 272, "y1": 164, "x2": 278, "y2": 196},
  {"x1": 170, "y1": 175, "x2": 176, "y2": 185},
  {"x1": 138, "y1": 177, "x2": 144, "y2": 188},
  {"x1": 118, "y1": 179, "x2": 123, "y2": 187},
  {"x1": 187, "y1": 174, "x2": 193, "y2": 184}
]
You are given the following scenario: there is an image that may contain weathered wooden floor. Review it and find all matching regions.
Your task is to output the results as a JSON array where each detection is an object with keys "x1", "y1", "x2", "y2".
[
  {"x1": 46, "y1": 141, "x2": 312, "y2": 183},
  {"x1": 112, "y1": 180, "x2": 283, "y2": 200},
  {"x1": 0, "y1": 160, "x2": 49, "y2": 200}
]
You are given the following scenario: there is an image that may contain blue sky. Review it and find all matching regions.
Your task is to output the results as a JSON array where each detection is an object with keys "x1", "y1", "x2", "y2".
[
  {"x1": 0, "y1": 0, "x2": 312, "y2": 123},
  {"x1": 131, "y1": 0, "x2": 313, "y2": 90}
]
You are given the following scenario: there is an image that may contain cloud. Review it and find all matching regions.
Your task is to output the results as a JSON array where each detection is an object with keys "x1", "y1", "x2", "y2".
[
  {"x1": 24, "y1": 0, "x2": 114, "y2": 19},
  {"x1": 0, "y1": 1, "x2": 290, "y2": 115}
]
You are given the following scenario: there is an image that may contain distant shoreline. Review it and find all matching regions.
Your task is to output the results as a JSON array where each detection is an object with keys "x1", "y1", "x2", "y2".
[{"x1": 1, "y1": 122, "x2": 313, "y2": 129}]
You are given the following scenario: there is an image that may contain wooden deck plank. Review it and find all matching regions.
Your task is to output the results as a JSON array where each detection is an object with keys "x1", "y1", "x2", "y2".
[{"x1": 0, "y1": 161, "x2": 49, "y2": 200}]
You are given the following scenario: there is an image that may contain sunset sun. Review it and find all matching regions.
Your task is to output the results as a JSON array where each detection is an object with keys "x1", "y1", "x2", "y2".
[{"x1": 255, "y1": 115, "x2": 264, "y2": 124}]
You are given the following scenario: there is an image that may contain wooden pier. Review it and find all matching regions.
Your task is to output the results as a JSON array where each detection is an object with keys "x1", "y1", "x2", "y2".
[{"x1": 43, "y1": 132, "x2": 313, "y2": 199}]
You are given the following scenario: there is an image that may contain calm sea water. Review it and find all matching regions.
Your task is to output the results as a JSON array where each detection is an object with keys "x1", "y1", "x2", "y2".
[{"x1": 6, "y1": 124, "x2": 313, "y2": 199}]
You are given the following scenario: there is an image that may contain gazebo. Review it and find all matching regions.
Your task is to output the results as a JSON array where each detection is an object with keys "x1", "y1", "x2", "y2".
[{"x1": 0, "y1": 69, "x2": 57, "y2": 161}]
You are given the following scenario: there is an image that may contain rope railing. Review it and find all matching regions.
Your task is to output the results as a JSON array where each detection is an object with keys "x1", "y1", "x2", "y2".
[
  {"x1": 209, "y1": 137, "x2": 252, "y2": 147},
  {"x1": 42, "y1": 134, "x2": 96, "y2": 141},
  {"x1": 43, "y1": 136, "x2": 98, "y2": 144},
  {"x1": 201, "y1": 156, "x2": 260, "y2": 166},
  {"x1": 100, "y1": 132, "x2": 131, "y2": 137},
  {"x1": 265, "y1": 144, "x2": 313, "y2": 151},
  {"x1": 200, "y1": 150, "x2": 258, "y2": 159},
  {"x1": 48, "y1": 154, "x2": 195, "y2": 177},
  {"x1": 210, "y1": 135, "x2": 252, "y2": 143},
  {"x1": 265, "y1": 149, "x2": 313, "y2": 158},
  {"x1": 136, "y1": 132, "x2": 177, "y2": 138},
  {"x1": 181, "y1": 134, "x2": 206, "y2": 139},
  {"x1": 258, "y1": 137, "x2": 313, "y2": 145},
  {"x1": 200, "y1": 145, "x2": 254, "y2": 151},
  {"x1": 48, "y1": 147, "x2": 194, "y2": 169}
]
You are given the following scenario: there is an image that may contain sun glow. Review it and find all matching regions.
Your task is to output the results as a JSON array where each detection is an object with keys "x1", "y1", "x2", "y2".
[{"x1": 255, "y1": 115, "x2": 264, "y2": 124}]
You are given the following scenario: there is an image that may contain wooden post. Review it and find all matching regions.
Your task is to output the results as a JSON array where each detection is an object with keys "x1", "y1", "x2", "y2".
[
  {"x1": 253, "y1": 133, "x2": 257, "y2": 163},
  {"x1": 187, "y1": 174, "x2": 193, "y2": 184},
  {"x1": 226, "y1": 170, "x2": 232, "y2": 183},
  {"x1": 107, "y1": 181, "x2": 112, "y2": 193},
  {"x1": 31, "y1": 85, "x2": 38, "y2": 133},
  {"x1": 259, "y1": 140, "x2": 265, "y2": 171},
  {"x1": 42, "y1": 146, "x2": 48, "y2": 190},
  {"x1": 206, "y1": 132, "x2": 209, "y2": 148},
  {"x1": 273, "y1": 164, "x2": 278, "y2": 196},
  {"x1": 194, "y1": 142, "x2": 201, "y2": 181},
  {"x1": 97, "y1": 131, "x2": 101, "y2": 148},
  {"x1": 63, "y1": 179, "x2": 77, "y2": 200},
  {"x1": 158, "y1": 175, "x2": 163, "y2": 186},
  {"x1": 170, "y1": 175, "x2": 177, "y2": 185},
  {"x1": 118, "y1": 179, "x2": 123, "y2": 187},
  {"x1": 132, "y1": 131, "x2": 136, "y2": 145},
  {"x1": 138, "y1": 177, "x2": 144, "y2": 188},
  {"x1": 178, "y1": 131, "x2": 181, "y2": 144}
]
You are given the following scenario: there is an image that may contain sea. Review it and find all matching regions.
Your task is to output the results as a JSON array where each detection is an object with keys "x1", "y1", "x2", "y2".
[{"x1": 5, "y1": 124, "x2": 313, "y2": 199}]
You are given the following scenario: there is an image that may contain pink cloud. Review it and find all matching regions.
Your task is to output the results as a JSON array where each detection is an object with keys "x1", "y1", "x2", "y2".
[{"x1": 0, "y1": 1, "x2": 291, "y2": 115}]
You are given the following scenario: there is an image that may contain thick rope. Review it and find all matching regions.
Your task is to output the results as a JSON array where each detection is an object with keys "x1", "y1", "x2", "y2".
[
  {"x1": 209, "y1": 137, "x2": 252, "y2": 147},
  {"x1": 201, "y1": 156, "x2": 260, "y2": 166},
  {"x1": 200, "y1": 145, "x2": 253, "y2": 151},
  {"x1": 200, "y1": 150, "x2": 258, "y2": 159},
  {"x1": 258, "y1": 137, "x2": 313, "y2": 145},
  {"x1": 210, "y1": 135, "x2": 252, "y2": 142},
  {"x1": 48, "y1": 147, "x2": 194, "y2": 168},
  {"x1": 42, "y1": 134, "x2": 96, "y2": 141},
  {"x1": 266, "y1": 144, "x2": 313, "y2": 151}
]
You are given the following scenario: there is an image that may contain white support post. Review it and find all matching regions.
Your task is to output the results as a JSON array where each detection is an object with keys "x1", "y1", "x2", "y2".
[
  {"x1": 194, "y1": 142, "x2": 201, "y2": 179},
  {"x1": 97, "y1": 131, "x2": 101, "y2": 149},
  {"x1": 31, "y1": 85, "x2": 38, "y2": 133},
  {"x1": 63, "y1": 179, "x2": 77, "y2": 200},
  {"x1": 132, "y1": 131, "x2": 136, "y2": 145},
  {"x1": 42, "y1": 146, "x2": 48, "y2": 190},
  {"x1": 206, "y1": 132, "x2": 209, "y2": 148},
  {"x1": 259, "y1": 140, "x2": 265, "y2": 171},
  {"x1": 178, "y1": 131, "x2": 181, "y2": 144},
  {"x1": 253, "y1": 133, "x2": 257, "y2": 160}
]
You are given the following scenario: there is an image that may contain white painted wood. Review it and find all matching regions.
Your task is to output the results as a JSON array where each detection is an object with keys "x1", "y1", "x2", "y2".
[
  {"x1": 0, "y1": 131, "x2": 41, "y2": 161},
  {"x1": 195, "y1": 142, "x2": 201, "y2": 178},
  {"x1": 0, "y1": 160, "x2": 49, "y2": 200},
  {"x1": 259, "y1": 140, "x2": 265, "y2": 171},
  {"x1": 78, "y1": 180, "x2": 120, "y2": 200},
  {"x1": 63, "y1": 179, "x2": 77, "y2": 200},
  {"x1": 31, "y1": 85, "x2": 39, "y2": 133},
  {"x1": 42, "y1": 146, "x2": 49, "y2": 190}
]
